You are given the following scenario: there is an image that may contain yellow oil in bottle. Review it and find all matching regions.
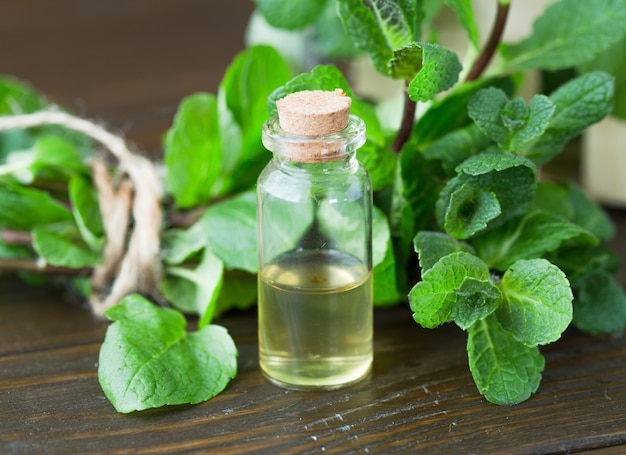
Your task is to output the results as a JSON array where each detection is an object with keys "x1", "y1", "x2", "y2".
[{"x1": 258, "y1": 249, "x2": 373, "y2": 389}]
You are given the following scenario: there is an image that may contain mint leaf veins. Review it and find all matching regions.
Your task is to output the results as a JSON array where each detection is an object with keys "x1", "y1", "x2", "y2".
[{"x1": 98, "y1": 294, "x2": 237, "y2": 414}]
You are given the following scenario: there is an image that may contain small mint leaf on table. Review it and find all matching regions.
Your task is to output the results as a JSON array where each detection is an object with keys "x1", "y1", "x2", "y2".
[
  {"x1": 98, "y1": 294, "x2": 237, "y2": 414},
  {"x1": 467, "y1": 314, "x2": 544, "y2": 406},
  {"x1": 497, "y1": 258, "x2": 573, "y2": 347},
  {"x1": 409, "y1": 251, "x2": 490, "y2": 328}
]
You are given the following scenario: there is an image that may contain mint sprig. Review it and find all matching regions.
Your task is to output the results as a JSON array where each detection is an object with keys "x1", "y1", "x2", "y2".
[{"x1": 3, "y1": 0, "x2": 626, "y2": 412}]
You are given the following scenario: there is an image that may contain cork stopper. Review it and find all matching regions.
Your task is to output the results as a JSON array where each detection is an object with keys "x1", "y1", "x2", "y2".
[{"x1": 276, "y1": 89, "x2": 351, "y2": 136}]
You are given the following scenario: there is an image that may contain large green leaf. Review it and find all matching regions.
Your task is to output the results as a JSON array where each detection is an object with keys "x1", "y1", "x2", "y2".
[
  {"x1": 194, "y1": 191, "x2": 259, "y2": 273},
  {"x1": 522, "y1": 71, "x2": 615, "y2": 165},
  {"x1": 579, "y1": 33, "x2": 626, "y2": 119},
  {"x1": 473, "y1": 210, "x2": 597, "y2": 271},
  {"x1": 467, "y1": 315, "x2": 544, "y2": 405},
  {"x1": 218, "y1": 45, "x2": 291, "y2": 193},
  {"x1": 0, "y1": 181, "x2": 72, "y2": 230},
  {"x1": 164, "y1": 93, "x2": 221, "y2": 208},
  {"x1": 99, "y1": 294, "x2": 237, "y2": 414},
  {"x1": 445, "y1": 0, "x2": 479, "y2": 50},
  {"x1": 32, "y1": 222, "x2": 100, "y2": 268},
  {"x1": 500, "y1": 0, "x2": 626, "y2": 71},
  {"x1": 497, "y1": 258, "x2": 573, "y2": 346}
]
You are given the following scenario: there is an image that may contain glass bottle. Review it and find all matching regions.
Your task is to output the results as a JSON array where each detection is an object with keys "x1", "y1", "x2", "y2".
[{"x1": 257, "y1": 90, "x2": 373, "y2": 390}]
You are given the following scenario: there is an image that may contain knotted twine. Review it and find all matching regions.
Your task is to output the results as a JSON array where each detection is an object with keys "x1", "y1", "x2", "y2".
[{"x1": 0, "y1": 110, "x2": 163, "y2": 315}]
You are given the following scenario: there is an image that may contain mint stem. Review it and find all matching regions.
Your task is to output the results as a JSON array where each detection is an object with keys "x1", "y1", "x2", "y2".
[
  {"x1": 2, "y1": 229, "x2": 33, "y2": 246},
  {"x1": 391, "y1": 88, "x2": 417, "y2": 152},
  {"x1": 464, "y1": 1, "x2": 510, "y2": 82},
  {"x1": 0, "y1": 257, "x2": 92, "y2": 276}
]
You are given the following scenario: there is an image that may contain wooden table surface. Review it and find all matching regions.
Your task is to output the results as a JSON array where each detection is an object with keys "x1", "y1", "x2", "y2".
[{"x1": 2, "y1": 2, "x2": 626, "y2": 454}]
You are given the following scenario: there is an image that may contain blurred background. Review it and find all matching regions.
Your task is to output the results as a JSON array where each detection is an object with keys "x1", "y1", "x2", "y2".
[{"x1": 0, "y1": 0, "x2": 255, "y2": 152}]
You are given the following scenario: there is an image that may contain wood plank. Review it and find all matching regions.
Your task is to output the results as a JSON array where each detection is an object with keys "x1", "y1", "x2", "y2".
[{"x1": 2, "y1": 278, "x2": 626, "y2": 454}]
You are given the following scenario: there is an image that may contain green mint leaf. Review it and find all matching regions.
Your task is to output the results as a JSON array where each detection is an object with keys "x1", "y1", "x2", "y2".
[
  {"x1": 565, "y1": 182, "x2": 615, "y2": 242},
  {"x1": 443, "y1": 182, "x2": 501, "y2": 239},
  {"x1": 413, "y1": 230, "x2": 474, "y2": 272},
  {"x1": 31, "y1": 136, "x2": 89, "y2": 177},
  {"x1": 579, "y1": 34, "x2": 626, "y2": 119},
  {"x1": 32, "y1": 222, "x2": 100, "y2": 268},
  {"x1": 500, "y1": 0, "x2": 626, "y2": 71},
  {"x1": 164, "y1": 93, "x2": 221, "y2": 208},
  {"x1": 214, "y1": 271, "x2": 258, "y2": 316},
  {"x1": 436, "y1": 152, "x2": 537, "y2": 238},
  {"x1": 313, "y1": 0, "x2": 362, "y2": 59},
  {"x1": 162, "y1": 227, "x2": 206, "y2": 266},
  {"x1": 452, "y1": 276, "x2": 501, "y2": 330},
  {"x1": 467, "y1": 87, "x2": 509, "y2": 145},
  {"x1": 423, "y1": 124, "x2": 491, "y2": 176},
  {"x1": 405, "y1": 43, "x2": 462, "y2": 101},
  {"x1": 521, "y1": 71, "x2": 615, "y2": 165},
  {"x1": 497, "y1": 258, "x2": 573, "y2": 346},
  {"x1": 337, "y1": 0, "x2": 418, "y2": 77},
  {"x1": 98, "y1": 294, "x2": 237, "y2": 414},
  {"x1": 255, "y1": 0, "x2": 328, "y2": 30},
  {"x1": 161, "y1": 248, "x2": 224, "y2": 327},
  {"x1": 0, "y1": 76, "x2": 45, "y2": 115},
  {"x1": 390, "y1": 149, "x2": 444, "y2": 277},
  {"x1": 372, "y1": 206, "x2": 401, "y2": 305},
  {"x1": 69, "y1": 176, "x2": 104, "y2": 253},
  {"x1": 529, "y1": 181, "x2": 575, "y2": 221},
  {"x1": 218, "y1": 45, "x2": 291, "y2": 194},
  {"x1": 0, "y1": 182, "x2": 72, "y2": 230},
  {"x1": 572, "y1": 270, "x2": 626, "y2": 335},
  {"x1": 468, "y1": 88, "x2": 555, "y2": 152},
  {"x1": 195, "y1": 191, "x2": 258, "y2": 273},
  {"x1": 409, "y1": 251, "x2": 490, "y2": 328},
  {"x1": 411, "y1": 74, "x2": 520, "y2": 148},
  {"x1": 445, "y1": 0, "x2": 479, "y2": 50},
  {"x1": 473, "y1": 210, "x2": 597, "y2": 271},
  {"x1": 467, "y1": 314, "x2": 544, "y2": 405},
  {"x1": 547, "y1": 244, "x2": 620, "y2": 286}
]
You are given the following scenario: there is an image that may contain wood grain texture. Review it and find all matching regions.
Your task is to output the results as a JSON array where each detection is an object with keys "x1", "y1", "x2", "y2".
[
  {"x1": 2, "y1": 1, "x2": 626, "y2": 453},
  {"x1": 2, "y1": 268, "x2": 626, "y2": 454}
]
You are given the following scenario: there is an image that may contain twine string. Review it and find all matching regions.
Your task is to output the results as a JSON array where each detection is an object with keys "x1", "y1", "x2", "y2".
[{"x1": 0, "y1": 110, "x2": 163, "y2": 314}]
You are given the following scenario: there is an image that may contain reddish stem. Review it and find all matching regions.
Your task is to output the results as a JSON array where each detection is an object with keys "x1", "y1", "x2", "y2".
[{"x1": 464, "y1": 2, "x2": 510, "y2": 82}]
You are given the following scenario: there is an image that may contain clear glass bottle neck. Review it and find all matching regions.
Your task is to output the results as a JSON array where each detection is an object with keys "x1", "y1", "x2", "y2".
[{"x1": 262, "y1": 114, "x2": 366, "y2": 166}]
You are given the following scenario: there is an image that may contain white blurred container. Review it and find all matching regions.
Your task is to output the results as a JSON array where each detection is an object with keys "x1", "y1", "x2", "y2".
[{"x1": 582, "y1": 116, "x2": 626, "y2": 207}]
